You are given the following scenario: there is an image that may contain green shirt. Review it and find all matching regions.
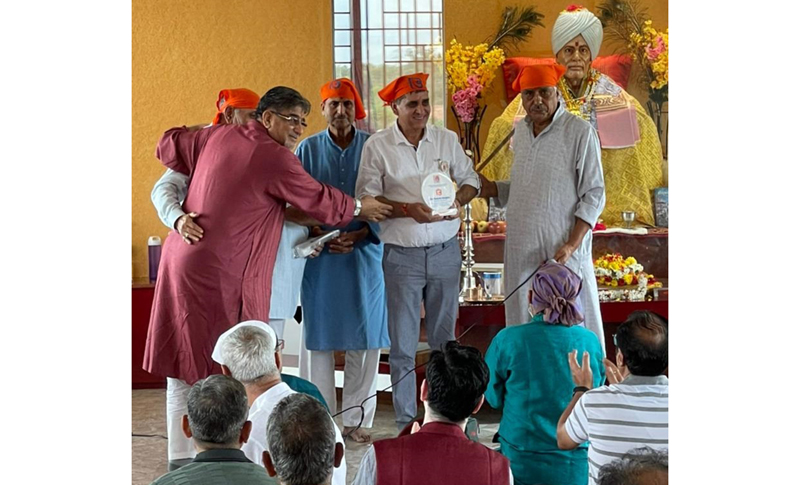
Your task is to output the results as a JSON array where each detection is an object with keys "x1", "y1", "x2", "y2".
[
  {"x1": 484, "y1": 314, "x2": 606, "y2": 485},
  {"x1": 151, "y1": 449, "x2": 276, "y2": 485},
  {"x1": 281, "y1": 373, "x2": 328, "y2": 412}
]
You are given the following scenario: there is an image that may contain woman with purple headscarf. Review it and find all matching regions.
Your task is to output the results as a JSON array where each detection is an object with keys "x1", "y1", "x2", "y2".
[{"x1": 485, "y1": 261, "x2": 606, "y2": 485}]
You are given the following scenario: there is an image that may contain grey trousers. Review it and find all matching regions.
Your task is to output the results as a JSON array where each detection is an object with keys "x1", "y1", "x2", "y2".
[{"x1": 382, "y1": 236, "x2": 461, "y2": 428}]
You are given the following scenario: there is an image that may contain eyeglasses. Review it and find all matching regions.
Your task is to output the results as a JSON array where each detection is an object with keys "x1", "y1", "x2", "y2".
[
  {"x1": 270, "y1": 110, "x2": 308, "y2": 128},
  {"x1": 275, "y1": 339, "x2": 285, "y2": 352}
]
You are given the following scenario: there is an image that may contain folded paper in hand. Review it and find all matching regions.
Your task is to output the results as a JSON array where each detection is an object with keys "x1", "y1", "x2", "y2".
[
  {"x1": 293, "y1": 230, "x2": 341, "y2": 258},
  {"x1": 433, "y1": 207, "x2": 458, "y2": 217}
]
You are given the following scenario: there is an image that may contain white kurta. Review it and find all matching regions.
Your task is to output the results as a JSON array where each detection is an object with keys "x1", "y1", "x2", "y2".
[
  {"x1": 242, "y1": 382, "x2": 347, "y2": 485},
  {"x1": 495, "y1": 104, "x2": 606, "y2": 346}
]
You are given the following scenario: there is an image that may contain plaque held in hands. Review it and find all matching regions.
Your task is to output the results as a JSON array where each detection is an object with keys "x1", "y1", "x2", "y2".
[{"x1": 421, "y1": 160, "x2": 457, "y2": 217}]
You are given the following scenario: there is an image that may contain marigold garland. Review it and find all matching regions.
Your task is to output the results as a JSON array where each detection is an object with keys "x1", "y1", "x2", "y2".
[{"x1": 593, "y1": 253, "x2": 662, "y2": 288}]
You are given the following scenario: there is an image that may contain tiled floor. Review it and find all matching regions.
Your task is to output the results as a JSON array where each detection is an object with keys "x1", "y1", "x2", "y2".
[{"x1": 132, "y1": 388, "x2": 502, "y2": 485}]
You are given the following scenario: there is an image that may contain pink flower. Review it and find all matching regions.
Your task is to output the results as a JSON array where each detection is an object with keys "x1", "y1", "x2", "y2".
[
  {"x1": 452, "y1": 76, "x2": 485, "y2": 123},
  {"x1": 453, "y1": 90, "x2": 478, "y2": 122},
  {"x1": 645, "y1": 36, "x2": 665, "y2": 61}
]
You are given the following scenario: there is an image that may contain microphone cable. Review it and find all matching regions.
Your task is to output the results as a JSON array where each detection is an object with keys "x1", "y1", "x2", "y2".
[{"x1": 334, "y1": 267, "x2": 538, "y2": 440}]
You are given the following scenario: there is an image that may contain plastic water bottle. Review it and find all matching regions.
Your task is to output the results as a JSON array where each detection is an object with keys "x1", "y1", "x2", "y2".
[
  {"x1": 148, "y1": 236, "x2": 162, "y2": 283},
  {"x1": 483, "y1": 272, "x2": 504, "y2": 298}
]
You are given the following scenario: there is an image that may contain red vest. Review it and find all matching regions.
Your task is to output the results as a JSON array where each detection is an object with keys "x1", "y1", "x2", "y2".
[{"x1": 373, "y1": 422, "x2": 510, "y2": 485}]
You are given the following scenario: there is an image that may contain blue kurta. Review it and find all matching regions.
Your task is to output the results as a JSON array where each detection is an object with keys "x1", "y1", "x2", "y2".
[
  {"x1": 485, "y1": 313, "x2": 606, "y2": 485},
  {"x1": 296, "y1": 128, "x2": 390, "y2": 351}
]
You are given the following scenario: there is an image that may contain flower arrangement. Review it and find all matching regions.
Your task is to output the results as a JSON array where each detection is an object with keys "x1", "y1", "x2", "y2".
[
  {"x1": 445, "y1": 6, "x2": 543, "y2": 165},
  {"x1": 630, "y1": 20, "x2": 668, "y2": 91},
  {"x1": 597, "y1": 0, "x2": 668, "y2": 157},
  {"x1": 446, "y1": 42, "x2": 505, "y2": 121},
  {"x1": 594, "y1": 253, "x2": 661, "y2": 288}
]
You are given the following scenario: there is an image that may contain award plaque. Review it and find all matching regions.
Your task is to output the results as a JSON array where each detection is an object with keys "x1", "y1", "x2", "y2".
[{"x1": 421, "y1": 172, "x2": 457, "y2": 216}]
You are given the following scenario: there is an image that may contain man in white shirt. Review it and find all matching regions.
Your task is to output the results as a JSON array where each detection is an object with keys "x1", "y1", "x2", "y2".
[
  {"x1": 213, "y1": 320, "x2": 347, "y2": 485},
  {"x1": 557, "y1": 311, "x2": 669, "y2": 485},
  {"x1": 150, "y1": 88, "x2": 316, "y2": 469},
  {"x1": 355, "y1": 73, "x2": 480, "y2": 430}
]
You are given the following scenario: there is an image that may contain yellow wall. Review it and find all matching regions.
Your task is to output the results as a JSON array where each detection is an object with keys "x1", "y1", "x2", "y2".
[
  {"x1": 132, "y1": 0, "x2": 333, "y2": 279},
  {"x1": 132, "y1": 0, "x2": 667, "y2": 279},
  {"x1": 443, "y1": 0, "x2": 668, "y2": 147}
]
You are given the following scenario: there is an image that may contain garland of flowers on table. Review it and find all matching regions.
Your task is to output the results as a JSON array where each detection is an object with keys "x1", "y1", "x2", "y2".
[{"x1": 594, "y1": 253, "x2": 661, "y2": 288}]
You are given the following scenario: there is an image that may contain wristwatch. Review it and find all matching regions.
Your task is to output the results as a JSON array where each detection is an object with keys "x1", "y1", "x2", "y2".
[{"x1": 353, "y1": 198, "x2": 362, "y2": 217}]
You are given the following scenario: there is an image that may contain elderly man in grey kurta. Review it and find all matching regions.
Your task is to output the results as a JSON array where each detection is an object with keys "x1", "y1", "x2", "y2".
[{"x1": 481, "y1": 64, "x2": 606, "y2": 346}]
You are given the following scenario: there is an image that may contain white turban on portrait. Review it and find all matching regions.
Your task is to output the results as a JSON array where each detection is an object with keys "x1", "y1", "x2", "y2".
[{"x1": 551, "y1": 7, "x2": 604, "y2": 60}]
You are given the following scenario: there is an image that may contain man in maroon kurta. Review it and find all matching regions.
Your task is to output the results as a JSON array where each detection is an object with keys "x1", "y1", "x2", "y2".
[
  {"x1": 352, "y1": 342, "x2": 512, "y2": 485},
  {"x1": 144, "y1": 87, "x2": 390, "y2": 387}
]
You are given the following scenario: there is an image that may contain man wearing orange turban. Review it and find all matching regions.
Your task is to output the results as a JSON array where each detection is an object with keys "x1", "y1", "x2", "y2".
[
  {"x1": 481, "y1": 64, "x2": 607, "y2": 379},
  {"x1": 152, "y1": 88, "x2": 260, "y2": 245},
  {"x1": 212, "y1": 88, "x2": 261, "y2": 125},
  {"x1": 483, "y1": 5, "x2": 664, "y2": 229},
  {"x1": 293, "y1": 78, "x2": 389, "y2": 443},
  {"x1": 355, "y1": 73, "x2": 481, "y2": 430},
  {"x1": 150, "y1": 88, "x2": 326, "y2": 469}
]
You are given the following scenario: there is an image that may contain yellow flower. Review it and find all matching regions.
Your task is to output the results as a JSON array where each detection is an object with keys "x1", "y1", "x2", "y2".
[
  {"x1": 445, "y1": 39, "x2": 505, "y2": 94},
  {"x1": 623, "y1": 274, "x2": 634, "y2": 285},
  {"x1": 610, "y1": 280, "x2": 618, "y2": 287},
  {"x1": 624, "y1": 257, "x2": 637, "y2": 266}
]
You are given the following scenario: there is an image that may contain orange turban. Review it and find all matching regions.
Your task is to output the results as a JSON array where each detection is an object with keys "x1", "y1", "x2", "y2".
[
  {"x1": 512, "y1": 64, "x2": 567, "y2": 92},
  {"x1": 320, "y1": 78, "x2": 367, "y2": 120},
  {"x1": 378, "y1": 73, "x2": 429, "y2": 105},
  {"x1": 212, "y1": 88, "x2": 261, "y2": 125}
]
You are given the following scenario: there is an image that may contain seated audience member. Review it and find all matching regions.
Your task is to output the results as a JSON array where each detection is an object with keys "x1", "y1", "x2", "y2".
[
  {"x1": 213, "y1": 321, "x2": 346, "y2": 485},
  {"x1": 485, "y1": 260, "x2": 606, "y2": 485},
  {"x1": 264, "y1": 393, "x2": 345, "y2": 485},
  {"x1": 352, "y1": 341, "x2": 512, "y2": 485},
  {"x1": 557, "y1": 311, "x2": 668, "y2": 485},
  {"x1": 150, "y1": 374, "x2": 274, "y2": 485},
  {"x1": 596, "y1": 447, "x2": 668, "y2": 485},
  {"x1": 212, "y1": 320, "x2": 328, "y2": 411}
]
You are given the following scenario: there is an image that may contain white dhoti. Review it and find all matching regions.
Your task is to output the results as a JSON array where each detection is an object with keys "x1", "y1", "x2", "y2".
[
  {"x1": 304, "y1": 348, "x2": 381, "y2": 427},
  {"x1": 166, "y1": 377, "x2": 195, "y2": 462}
]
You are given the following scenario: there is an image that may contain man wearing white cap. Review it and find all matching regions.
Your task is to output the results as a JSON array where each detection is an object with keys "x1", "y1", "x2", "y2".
[
  {"x1": 482, "y1": 4, "x2": 663, "y2": 228},
  {"x1": 213, "y1": 321, "x2": 347, "y2": 485}
]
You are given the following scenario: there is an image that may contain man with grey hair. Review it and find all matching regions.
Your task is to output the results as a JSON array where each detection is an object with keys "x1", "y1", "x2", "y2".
[
  {"x1": 596, "y1": 447, "x2": 668, "y2": 485},
  {"x1": 356, "y1": 73, "x2": 480, "y2": 430},
  {"x1": 150, "y1": 374, "x2": 274, "y2": 485},
  {"x1": 214, "y1": 320, "x2": 346, "y2": 485},
  {"x1": 264, "y1": 393, "x2": 344, "y2": 485}
]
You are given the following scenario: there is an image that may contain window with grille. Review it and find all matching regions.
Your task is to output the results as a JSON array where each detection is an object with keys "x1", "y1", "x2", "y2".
[{"x1": 332, "y1": 0, "x2": 445, "y2": 133}]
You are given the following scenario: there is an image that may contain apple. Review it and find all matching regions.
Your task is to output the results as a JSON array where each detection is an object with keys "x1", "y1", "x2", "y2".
[
  {"x1": 488, "y1": 222, "x2": 500, "y2": 234},
  {"x1": 497, "y1": 221, "x2": 507, "y2": 233},
  {"x1": 477, "y1": 221, "x2": 489, "y2": 233}
]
